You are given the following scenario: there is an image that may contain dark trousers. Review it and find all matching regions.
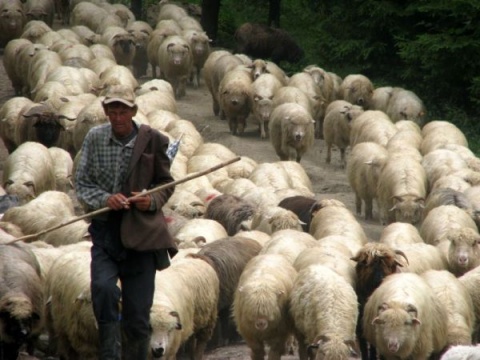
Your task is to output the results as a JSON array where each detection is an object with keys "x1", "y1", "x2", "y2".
[{"x1": 89, "y1": 217, "x2": 156, "y2": 341}]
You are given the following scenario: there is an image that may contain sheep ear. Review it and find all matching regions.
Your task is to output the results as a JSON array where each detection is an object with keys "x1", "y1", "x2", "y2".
[
  {"x1": 170, "y1": 311, "x2": 182, "y2": 330},
  {"x1": 372, "y1": 317, "x2": 384, "y2": 325},
  {"x1": 394, "y1": 250, "x2": 409, "y2": 266},
  {"x1": 412, "y1": 318, "x2": 421, "y2": 326},
  {"x1": 364, "y1": 160, "x2": 373, "y2": 165}
]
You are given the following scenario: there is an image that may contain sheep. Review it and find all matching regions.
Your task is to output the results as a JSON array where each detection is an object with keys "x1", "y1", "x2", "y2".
[
  {"x1": 421, "y1": 270, "x2": 475, "y2": 346},
  {"x1": 422, "y1": 149, "x2": 469, "y2": 189},
  {"x1": 248, "y1": 162, "x2": 293, "y2": 193},
  {"x1": 440, "y1": 345, "x2": 480, "y2": 360},
  {"x1": 202, "y1": 50, "x2": 233, "y2": 116},
  {"x1": 385, "y1": 88, "x2": 426, "y2": 126},
  {"x1": 249, "y1": 59, "x2": 289, "y2": 85},
  {"x1": 2, "y1": 190, "x2": 90, "y2": 246},
  {"x1": 363, "y1": 273, "x2": 448, "y2": 360},
  {"x1": 3, "y1": 39, "x2": 32, "y2": 96},
  {"x1": 250, "y1": 73, "x2": 283, "y2": 139},
  {"x1": 420, "y1": 205, "x2": 478, "y2": 246},
  {"x1": 0, "y1": 243, "x2": 44, "y2": 360},
  {"x1": 289, "y1": 265, "x2": 359, "y2": 360},
  {"x1": 309, "y1": 199, "x2": 367, "y2": 254},
  {"x1": 165, "y1": 119, "x2": 203, "y2": 159},
  {"x1": 190, "y1": 237, "x2": 262, "y2": 347},
  {"x1": 393, "y1": 242, "x2": 448, "y2": 274},
  {"x1": 386, "y1": 128, "x2": 423, "y2": 153},
  {"x1": 277, "y1": 196, "x2": 318, "y2": 232},
  {"x1": 44, "y1": 248, "x2": 99, "y2": 359},
  {"x1": 276, "y1": 161, "x2": 314, "y2": 196},
  {"x1": 40, "y1": 66, "x2": 92, "y2": 96},
  {"x1": 234, "y1": 22, "x2": 304, "y2": 63},
  {"x1": 323, "y1": 100, "x2": 365, "y2": 166},
  {"x1": 19, "y1": 20, "x2": 51, "y2": 43},
  {"x1": 100, "y1": 26, "x2": 136, "y2": 67},
  {"x1": 235, "y1": 230, "x2": 271, "y2": 247},
  {"x1": 370, "y1": 86, "x2": 395, "y2": 112},
  {"x1": 24, "y1": 0, "x2": 55, "y2": 27},
  {"x1": 157, "y1": 35, "x2": 193, "y2": 98},
  {"x1": 233, "y1": 254, "x2": 297, "y2": 359},
  {"x1": 259, "y1": 229, "x2": 318, "y2": 264},
  {"x1": 57, "y1": 43, "x2": 95, "y2": 65},
  {"x1": 347, "y1": 142, "x2": 388, "y2": 220},
  {"x1": 71, "y1": 25, "x2": 101, "y2": 45},
  {"x1": 147, "y1": 23, "x2": 182, "y2": 79},
  {"x1": 349, "y1": 110, "x2": 397, "y2": 148},
  {"x1": 380, "y1": 222, "x2": 424, "y2": 246},
  {"x1": 98, "y1": 65, "x2": 139, "y2": 93},
  {"x1": 218, "y1": 67, "x2": 253, "y2": 136},
  {"x1": 421, "y1": 121, "x2": 469, "y2": 155},
  {"x1": 0, "y1": 0, "x2": 25, "y2": 47},
  {"x1": 150, "y1": 257, "x2": 219, "y2": 360},
  {"x1": 47, "y1": 147, "x2": 73, "y2": 193},
  {"x1": 157, "y1": 3, "x2": 188, "y2": 22},
  {"x1": 181, "y1": 29, "x2": 211, "y2": 87},
  {"x1": 2, "y1": 142, "x2": 56, "y2": 204},
  {"x1": 269, "y1": 103, "x2": 315, "y2": 163},
  {"x1": 293, "y1": 245, "x2": 356, "y2": 286},
  {"x1": 70, "y1": 2, "x2": 123, "y2": 34},
  {"x1": 203, "y1": 194, "x2": 256, "y2": 236},
  {"x1": 135, "y1": 90, "x2": 177, "y2": 116},
  {"x1": 14, "y1": 42, "x2": 48, "y2": 96},
  {"x1": 351, "y1": 242, "x2": 409, "y2": 360},
  {"x1": 423, "y1": 187, "x2": 473, "y2": 221},
  {"x1": 0, "y1": 97, "x2": 35, "y2": 153},
  {"x1": 459, "y1": 266, "x2": 480, "y2": 342},
  {"x1": 165, "y1": 188, "x2": 206, "y2": 219},
  {"x1": 303, "y1": 65, "x2": 337, "y2": 104},
  {"x1": 249, "y1": 206, "x2": 303, "y2": 235},
  {"x1": 376, "y1": 157, "x2": 427, "y2": 225},
  {"x1": 271, "y1": 86, "x2": 313, "y2": 116},
  {"x1": 288, "y1": 72, "x2": 327, "y2": 129},
  {"x1": 436, "y1": 228, "x2": 480, "y2": 277},
  {"x1": 72, "y1": 98, "x2": 107, "y2": 153},
  {"x1": 174, "y1": 218, "x2": 228, "y2": 245},
  {"x1": 340, "y1": 74, "x2": 374, "y2": 109}
]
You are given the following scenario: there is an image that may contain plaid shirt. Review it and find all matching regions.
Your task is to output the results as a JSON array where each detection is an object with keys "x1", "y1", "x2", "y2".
[{"x1": 75, "y1": 123, "x2": 137, "y2": 211}]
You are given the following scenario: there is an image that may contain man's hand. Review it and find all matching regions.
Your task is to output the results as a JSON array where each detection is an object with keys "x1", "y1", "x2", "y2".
[
  {"x1": 107, "y1": 193, "x2": 130, "y2": 210},
  {"x1": 129, "y1": 191, "x2": 151, "y2": 211}
]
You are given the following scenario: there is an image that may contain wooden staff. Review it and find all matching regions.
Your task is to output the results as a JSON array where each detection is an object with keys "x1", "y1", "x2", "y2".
[{"x1": 4, "y1": 156, "x2": 241, "y2": 245}]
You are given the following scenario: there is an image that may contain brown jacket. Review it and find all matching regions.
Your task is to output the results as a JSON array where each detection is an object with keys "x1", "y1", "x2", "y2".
[{"x1": 120, "y1": 124, "x2": 177, "y2": 256}]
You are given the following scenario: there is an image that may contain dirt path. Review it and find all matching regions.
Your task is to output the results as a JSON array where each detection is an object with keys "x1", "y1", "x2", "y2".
[{"x1": 0, "y1": 50, "x2": 386, "y2": 359}]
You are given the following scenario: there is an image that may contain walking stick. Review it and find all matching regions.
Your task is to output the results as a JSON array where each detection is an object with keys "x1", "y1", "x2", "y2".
[{"x1": 4, "y1": 156, "x2": 241, "y2": 245}]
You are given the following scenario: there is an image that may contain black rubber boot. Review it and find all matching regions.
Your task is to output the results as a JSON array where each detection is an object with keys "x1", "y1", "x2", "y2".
[{"x1": 98, "y1": 322, "x2": 121, "y2": 360}]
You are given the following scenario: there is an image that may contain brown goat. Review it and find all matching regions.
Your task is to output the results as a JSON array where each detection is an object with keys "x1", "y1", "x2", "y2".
[{"x1": 351, "y1": 242, "x2": 409, "y2": 360}]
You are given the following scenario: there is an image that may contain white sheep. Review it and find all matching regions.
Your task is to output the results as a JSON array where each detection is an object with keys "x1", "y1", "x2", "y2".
[
  {"x1": 182, "y1": 29, "x2": 211, "y2": 87},
  {"x1": 309, "y1": 199, "x2": 367, "y2": 254},
  {"x1": 150, "y1": 257, "x2": 219, "y2": 359},
  {"x1": 385, "y1": 88, "x2": 426, "y2": 126},
  {"x1": 289, "y1": 265, "x2": 359, "y2": 359},
  {"x1": 421, "y1": 120, "x2": 468, "y2": 155},
  {"x1": 276, "y1": 161, "x2": 314, "y2": 197},
  {"x1": 394, "y1": 243, "x2": 448, "y2": 274},
  {"x1": 135, "y1": 90, "x2": 177, "y2": 116},
  {"x1": 347, "y1": 141, "x2": 388, "y2": 220},
  {"x1": 98, "y1": 65, "x2": 139, "y2": 94},
  {"x1": 48, "y1": 147, "x2": 74, "y2": 193},
  {"x1": 440, "y1": 345, "x2": 480, "y2": 360},
  {"x1": 379, "y1": 222, "x2": 424, "y2": 246},
  {"x1": 376, "y1": 157, "x2": 427, "y2": 225},
  {"x1": 250, "y1": 73, "x2": 283, "y2": 139},
  {"x1": 422, "y1": 270, "x2": 475, "y2": 346},
  {"x1": 174, "y1": 218, "x2": 228, "y2": 245},
  {"x1": 2, "y1": 190, "x2": 89, "y2": 246},
  {"x1": 268, "y1": 103, "x2": 315, "y2": 163},
  {"x1": 340, "y1": 74, "x2": 374, "y2": 109},
  {"x1": 423, "y1": 187, "x2": 473, "y2": 221},
  {"x1": 233, "y1": 254, "x2": 297, "y2": 360},
  {"x1": 249, "y1": 59, "x2": 289, "y2": 85},
  {"x1": 0, "y1": 97, "x2": 35, "y2": 153},
  {"x1": 3, "y1": 39, "x2": 32, "y2": 96},
  {"x1": 323, "y1": 99, "x2": 365, "y2": 166},
  {"x1": 147, "y1": 22, "x2": 183, "y2": 78},
  {"x1": 260, "y1": 229, "x2": 318, "y2": 264},
  {"x1": 420, "y1": 205, "x2": 478, "y2": 246},
  {"x1": 157, "y1": 35, "x2": 193, "y2": 98},
  {"x1": 459, "y1": 266, "x2": 480, "y2": 342},
  {"x1": 349, "y1": 110, "x2": 397, "y2": 148},
  {"x1": 249, "y1": 206, "x2": 303, "y2": 235},
  {"x1": 422, "y1": 148, "x2": 470, "y2": 190},
  {"x1": 271, "y1": 86, "x2": 313, "y2": 116},
  {"x1": 165, "y1": 119, "x2": 203, "y2": 158},
  {"x1": 218, "y1": 67, "x2": 253, "y2": 136},
  {"x1": 370, "y1": 86, "x2": 394, "y2": 112},
  {"x1": 363, "y1": 273, "x2": 448, "y2": 359},
  {"x1": 3, "y1": 142, "x2": 56, "y2": 204}
]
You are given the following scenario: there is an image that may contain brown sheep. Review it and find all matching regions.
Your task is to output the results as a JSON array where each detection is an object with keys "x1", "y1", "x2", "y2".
[
  {"x1": 190, "y1": 236, "x2": 262, "y2": 347},
  {"x1": 203, "y1": 194, "x2": 256, "y2": 236},
  {"x1": 234, "y1": 22, "x2": 304, "y2": 64},
  {"x1": 277, "y1": 195, "x2": 318, "y2": 232},
  {"x1": 0, "y1": 0, "x2": 26, "y2": 47}
]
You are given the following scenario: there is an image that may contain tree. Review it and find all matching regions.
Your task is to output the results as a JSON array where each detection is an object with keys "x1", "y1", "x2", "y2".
[
  {"x1": 201, "y1": 0, "x2": 221, "y2": 44},
  {"x1": 268, "y1": 0, "x2": 281, "y2": 27}
]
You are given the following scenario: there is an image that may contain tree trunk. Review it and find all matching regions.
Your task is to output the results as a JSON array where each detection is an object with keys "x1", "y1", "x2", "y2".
[
  {"x1": 131, "y1": 0, "x2": 143, "y2": 21},
  {"x1": 201, "y1": 0, "x2": 221, "y2": 45},
  {"x1": 268, "y1": 0, "x2": 281, "y2": 27}
]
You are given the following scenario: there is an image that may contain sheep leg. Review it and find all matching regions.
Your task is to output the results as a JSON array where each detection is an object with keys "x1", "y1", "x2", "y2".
[
  {"x1": 326, "y1": 143, "x2": 332, "y2": 163},
  {"x1": 365, "y1": 197, "x2": 373, "y2": 220},
  {"x1": 294, "y1": 334, "x2": 308, "y2": 360},
  {"x1": 213, "y1": 99, "x2": 220, "y2": 116},
  {"x1": 340, "y1": 148, "x2": 346, "y2": 168},
  {"x1": 246, "y1": 338, "x2": 266, "y2": 360},
  {"x1": 355, "y1": 194, "x2": 362, "y2": 215},
  {"x1": 260, "y1": 121, "x2": 266, "y2": 139}
]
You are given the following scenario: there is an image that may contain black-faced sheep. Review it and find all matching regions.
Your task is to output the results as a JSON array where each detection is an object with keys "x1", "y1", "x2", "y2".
[
  {"x1": 277, "y1": 195, "x2": 318, "y2": 232},
  {"x1": 234, "y1": 23, "x2": 304, "y2": 64}
]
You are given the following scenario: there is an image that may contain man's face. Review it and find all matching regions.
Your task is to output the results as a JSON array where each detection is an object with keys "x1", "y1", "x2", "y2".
[{"x1": 104, "y1": 102, "x2": 137, "y2": 138}]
